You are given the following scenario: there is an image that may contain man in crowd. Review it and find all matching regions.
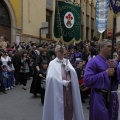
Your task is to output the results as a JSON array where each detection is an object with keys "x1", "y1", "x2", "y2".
[
  {"x1": 84, "y1": 39, "x2": 120, "y2": 120},
  {"x1": 43, "y1": 44, "x2": 84, "y2": 120}
]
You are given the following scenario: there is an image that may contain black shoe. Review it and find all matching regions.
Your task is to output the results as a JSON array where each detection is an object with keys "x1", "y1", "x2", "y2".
[
  {"x1": 3, "y1": 91, "x2": 7, "y2": 94},
  {"x1": 34, "y1": 93, "x2": 37, "y2": 97},
  {"x1": 22, "y1": 87, "x2": 26, "y2": 90}
]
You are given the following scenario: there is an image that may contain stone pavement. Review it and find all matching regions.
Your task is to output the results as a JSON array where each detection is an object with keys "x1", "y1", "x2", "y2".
[{"x1": 0, "y1": 79, "x2": 89, "y2": 120}]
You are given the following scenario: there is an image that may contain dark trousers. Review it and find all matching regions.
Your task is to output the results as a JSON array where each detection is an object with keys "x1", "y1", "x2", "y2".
[
  {"x1": 0, "y1": 80, "x2": 5, "y2": 92},
  {"x1": 0, "y1": 73, "x2": 5, "y2": 92},
  {"x1": 21, "y1": 72, "x2": 28, "y2": 86},
  {"x1": 15, "y1": 72, "x2": 21, "y2": 84},
  {"x1": 41, "y1": 88, "x2": 45, "y2": 105}
]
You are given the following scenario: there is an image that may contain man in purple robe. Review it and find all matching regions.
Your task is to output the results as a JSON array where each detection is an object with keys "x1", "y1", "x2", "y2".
[{"x1": 84, "y1": 39, "x2": 120, "y2": 120}]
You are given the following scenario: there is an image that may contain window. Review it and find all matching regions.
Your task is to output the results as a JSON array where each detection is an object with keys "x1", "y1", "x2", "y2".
[
  {"x1": 86, "y1": 15, "x2": 89, "y2": 27},
  {"x1": 91, "y1": 29, "x2": 94, "y2": 39},
  {"x1": 46, "y1": 10, "x2": 52, "y2": 39},
  {"x1": 86, "y1": 27, "x2": 89, "y2": 40},
  {"x1": 46, "y1": 0, "x2": 53, "y2": 10},
  {"x1": 81, "y1": 25, "x2": 84, "y2": 40},
  {"x1": 91, "y1": 18, "x2": 94, "y2": 29},
  {"x1": 46, "y1": 0, "x2": 52, "y2": 6}
]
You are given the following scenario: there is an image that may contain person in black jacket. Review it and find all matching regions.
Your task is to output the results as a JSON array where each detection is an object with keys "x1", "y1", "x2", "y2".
[
  {"x1": 12, "y1": 49, "x2": 24, "y2": 85},
  {"x1": 0, "y1": 60, "x2": 7, "y2": 94},
  {"x1": 30, "y1": 48, "x2": 48, "y2": 97}
]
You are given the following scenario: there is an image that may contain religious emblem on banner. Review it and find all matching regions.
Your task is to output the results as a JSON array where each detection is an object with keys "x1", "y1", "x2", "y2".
[
  {"x1": 64, "y1": 12, "x2": 74, "y2": 28},
  {"x1": 54, "y1": 1, "x2": 81, "y2": 43},
  {"x1": 96, "y1": 0, "x2": 109, "y2": 33}
]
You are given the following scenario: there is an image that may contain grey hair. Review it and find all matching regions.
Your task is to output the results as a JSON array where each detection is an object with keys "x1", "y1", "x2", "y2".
[
  {"x1": 98, "y1": 39, "x2": 112, "y2": 51},
  {"x1": 99, "y1": 39, "x2": 112, "y2": 47}
]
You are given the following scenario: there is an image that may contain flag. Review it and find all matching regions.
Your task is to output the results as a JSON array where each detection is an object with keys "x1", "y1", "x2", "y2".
[
  {"x1": 54, "y1": 1, "x2": 81, "y2": 43},
  {"x1": 96, "y1": 0, "x2": 109, "y2": 33},
  {"x1": 110, "y1": 0, "x2": 120, "y2": 14}
]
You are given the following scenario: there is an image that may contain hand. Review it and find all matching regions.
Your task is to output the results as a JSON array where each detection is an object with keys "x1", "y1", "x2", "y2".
[
  {"x1": 108, "y1": 60, "x2": 116, "y2": 68},
  {"x1": 82, "y1": 87, "x2": 89, "y2": 92},
  {"x1": 106, "y1": 68, "x2": 115, "y2": 76},
  {"x1": 39, "y1": 74, "x2": 44, "y2": 78},
  {"x1": 62, "y1": 80, "x2": 70, "y2": 87},
  {"x1": 65, "y1": 65, "x2": 70, "y2": 72}
]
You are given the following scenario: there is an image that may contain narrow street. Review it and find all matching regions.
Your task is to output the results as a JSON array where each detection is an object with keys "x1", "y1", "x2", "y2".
[{"x1": 0, "y1": 79, "x2": 89, "y2": 120}]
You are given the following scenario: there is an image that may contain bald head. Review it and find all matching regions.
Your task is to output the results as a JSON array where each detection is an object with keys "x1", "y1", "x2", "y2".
[{"x1": 55, "y1": 44, "x2": 65, "y2": 52}]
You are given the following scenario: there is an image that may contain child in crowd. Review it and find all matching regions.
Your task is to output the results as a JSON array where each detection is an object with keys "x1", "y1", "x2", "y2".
[
  {"x1": 7, "y1": 61, "x2": 15, "y2": 89},
  {"x1": 2, "y1": 65, "x2": 9, "y2": 91},
  {"x1": 39, "y1": 61, "x2": 48, "y2": 105},
  {"x1": 75, "y1": 60, "x2": 89, "y2": 103},
  {"x1": 0, "y1": 61, "x2": 7, "y2": 94}
]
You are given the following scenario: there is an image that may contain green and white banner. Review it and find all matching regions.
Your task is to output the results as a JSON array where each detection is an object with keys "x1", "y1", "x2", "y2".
[{"x1": 54, "y1": 1, "x2": 81, "y2": 44}]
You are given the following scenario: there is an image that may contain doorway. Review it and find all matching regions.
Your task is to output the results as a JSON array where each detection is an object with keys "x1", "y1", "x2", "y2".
[{"x1": 0, "y1": 0, "x2": 11, "y2": 42}]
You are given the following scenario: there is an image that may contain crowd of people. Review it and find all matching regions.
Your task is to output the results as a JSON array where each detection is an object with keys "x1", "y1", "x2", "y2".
[
  {"x1": 0, "y1": 35, "x2": 98, "y2": 99},
  {"x1": 0, "y1": 35, "x2": 120, "y2": 120}
]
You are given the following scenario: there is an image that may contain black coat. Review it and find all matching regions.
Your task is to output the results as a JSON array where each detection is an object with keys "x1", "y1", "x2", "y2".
[
  {"x1": 30, "y1": 55, "x2": 46, "y2": 95},
  {"x1": 30, "y1": 50, "x2": 38, "y2": 60}
]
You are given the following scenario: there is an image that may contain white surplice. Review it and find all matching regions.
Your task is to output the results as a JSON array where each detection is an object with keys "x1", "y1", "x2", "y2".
[{"x1": 42, "y1": 57, "x2": 84, "y2": 120}]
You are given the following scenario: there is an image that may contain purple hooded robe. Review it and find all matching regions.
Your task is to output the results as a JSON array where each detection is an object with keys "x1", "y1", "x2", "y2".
[{"x1": 84, "y1": 55, "x2": 120, "y2": 120}]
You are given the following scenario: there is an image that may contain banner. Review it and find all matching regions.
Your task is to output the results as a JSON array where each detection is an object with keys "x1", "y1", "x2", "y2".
[
  {"x1": 96, "y1": 0, "x2": 109, "y2": 33},
  {"x1": 110, "y1": 0, "x2": 120, "y2": 14},
  {"x1": 54, "y1": 1, "x2": 81, "y2": 43}
]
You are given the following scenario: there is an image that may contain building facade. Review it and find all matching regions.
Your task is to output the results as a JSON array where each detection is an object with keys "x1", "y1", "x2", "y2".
[
  {"x1": 0, "y1": 0, "x2": 46, "y2": 43},
  {"x1": 0, "y1": 0, "x2": 114, "y2": 44},
  {"x1": 116, "y1": 16, "x2": 120, "y2": 43}
]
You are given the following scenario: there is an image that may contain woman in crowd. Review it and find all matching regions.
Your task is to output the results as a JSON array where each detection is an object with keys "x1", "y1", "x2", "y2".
[
  {"x1": 20, "y1": 51, "x2": 30, "y2": 90},
  {"x1": 1, "y1": 50, "x2": 11, "y2": 67}
]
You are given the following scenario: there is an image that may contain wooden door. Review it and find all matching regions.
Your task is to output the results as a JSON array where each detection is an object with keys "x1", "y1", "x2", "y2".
[{"x1": 0, "y1": 0, "x2": 11, "y2": 42}]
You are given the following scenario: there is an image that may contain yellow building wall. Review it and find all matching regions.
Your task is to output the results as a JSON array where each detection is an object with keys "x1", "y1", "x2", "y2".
[
  {"x1": 22, "y1": 0, "x2": 46, "y2": 37},
  {"x1": 107, "y1": 10, "x2": 114, "y2": 34},
  {"x1": 9, "y1": 0, "x2": 21, "y2": 27}
]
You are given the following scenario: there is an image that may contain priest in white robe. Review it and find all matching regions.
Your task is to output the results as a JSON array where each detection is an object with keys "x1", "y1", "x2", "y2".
[{"x1": 43, "y1": 44, "x2": 84, "y2": 120}]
